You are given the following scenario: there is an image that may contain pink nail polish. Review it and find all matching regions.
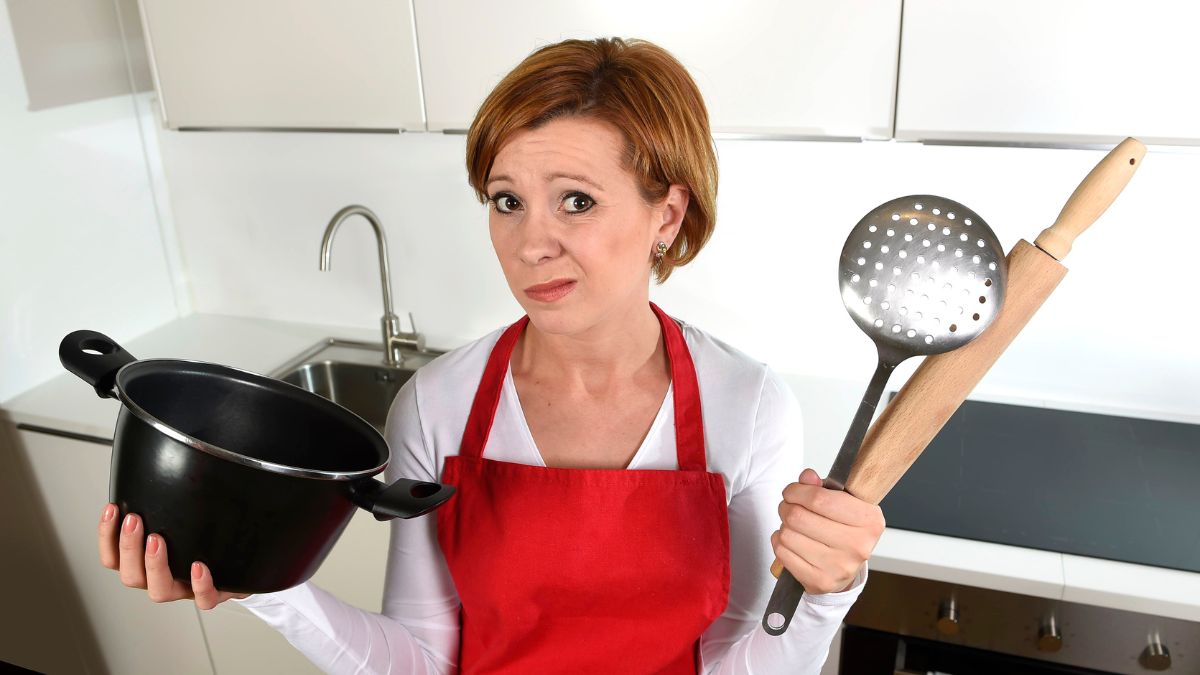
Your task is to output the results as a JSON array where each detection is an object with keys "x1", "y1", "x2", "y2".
[
  {"x1": 123, "y1": 513, "x2": 136, "y2": 532},
  {"x1": 192, "y1": 562, "x2": 202, "y2": 579},
  {"x1": 102, "y1": 504, "x2": 115, "y2": 522},
  {"x1": 146, "y1": 534, "x2": 159, "y2": 555}
]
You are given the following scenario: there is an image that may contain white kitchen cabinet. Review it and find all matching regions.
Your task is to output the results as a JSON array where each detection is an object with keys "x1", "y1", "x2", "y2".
[
  {"x1": 896, "y1": 0, "x2": 1200, "y2": 145},
  {"x1": 138, "y1": 0, "x2": 424, "y2": 130},
  {"x1": 0, "y1": 424, "x2": 100, "y2": 674},
  {"x1": 15, "y1": 428, "x2": 214, "y2": 675},
  {"x1": 414, "y1": 0, "x2": 902, "y2": 138}
]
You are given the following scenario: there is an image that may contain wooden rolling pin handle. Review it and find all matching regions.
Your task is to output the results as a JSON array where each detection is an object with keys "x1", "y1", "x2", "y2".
[{"x1": 1035, "y1": 137, "x2": 1146, "y2": 261}]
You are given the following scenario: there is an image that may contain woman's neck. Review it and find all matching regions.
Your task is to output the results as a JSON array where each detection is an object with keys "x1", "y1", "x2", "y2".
[{"x1": 513, "y1": 301, "x2": 667, "y2": 394}]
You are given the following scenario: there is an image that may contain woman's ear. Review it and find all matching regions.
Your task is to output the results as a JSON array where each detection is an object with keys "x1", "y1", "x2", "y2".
[{"x1": 655, "y1": 184, "x2": 690, "y2": 246}]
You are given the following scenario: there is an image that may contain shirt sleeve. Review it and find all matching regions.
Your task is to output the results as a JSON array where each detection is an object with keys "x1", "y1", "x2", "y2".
[
  {"x1": 699, "y1": 368, "x2": 867, "y2": 675},
  {"x1": 232, "y1": 371, "x2": 461, "y2": 674}
]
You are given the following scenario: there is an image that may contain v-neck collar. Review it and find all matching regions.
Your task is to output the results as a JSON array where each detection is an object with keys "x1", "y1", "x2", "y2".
[{"x1": 501, "y1": 363, "x2": 674, "y2": 470}]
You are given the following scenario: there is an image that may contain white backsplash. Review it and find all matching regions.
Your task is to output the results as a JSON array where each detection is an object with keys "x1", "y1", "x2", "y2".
[
  {"x1": 152, "y1": 114, "x2": 1200, "y2": 423},
  {"x1": 0, "y1": 6, "x2": 179, "y2": 403},
  {"x1": 155, "y1": 114, "x2": 1198, "y2": 424}
]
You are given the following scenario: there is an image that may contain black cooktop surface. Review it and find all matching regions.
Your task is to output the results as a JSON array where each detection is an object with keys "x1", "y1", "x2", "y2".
[{"x1": 878, "y1": 398, "x2": 1200, "y2": 573}]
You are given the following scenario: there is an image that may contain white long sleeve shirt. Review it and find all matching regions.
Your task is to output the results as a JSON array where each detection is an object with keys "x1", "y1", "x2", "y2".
[{"x1": 236, "y1": 318, "x2": 866, "y2": 674}]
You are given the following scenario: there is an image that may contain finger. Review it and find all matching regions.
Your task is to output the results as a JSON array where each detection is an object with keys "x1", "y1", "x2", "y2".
[
  {"x1": 191, "y1": 562, "x2": 221, "y2": 610},
  {"x1": 118, "y1": 513, "x2": 147, "y2": 588},
  {"x1": 773, "y1": 528, "x2": 857, "y2": 595},
  {"x1": 98, "y1": 504, "x2": 120, "y2": 570},
  {"x1": 777, "y1": 501, "x2": 859, "y2": 550},
  {"x1": 144, "y1": 534, "x2": 192, "y2": 603},
  {"x1": 770, "y1": 529, "x2": 822, "y2": 587},
  {"x1": 798, "y1": 468, "x2": 822, "y2": 486},
  {"x1": 782, "y1": 482, "x2": 880, "y2": 527}
]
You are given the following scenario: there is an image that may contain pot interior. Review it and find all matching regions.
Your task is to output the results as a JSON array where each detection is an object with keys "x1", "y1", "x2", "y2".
[{"x1": 119, "y1": 361, "x2": 387, "y2": 475}]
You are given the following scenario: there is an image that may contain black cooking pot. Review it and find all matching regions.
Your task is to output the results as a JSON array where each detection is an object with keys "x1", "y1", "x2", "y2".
[{"x1": 59, "y1": 329, "x2": 454, "y2": 594}]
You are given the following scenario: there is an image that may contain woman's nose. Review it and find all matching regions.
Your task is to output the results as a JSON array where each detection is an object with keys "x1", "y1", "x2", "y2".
[{"x1": 515, "y1": 208, "x2": 562, "y2": 265}]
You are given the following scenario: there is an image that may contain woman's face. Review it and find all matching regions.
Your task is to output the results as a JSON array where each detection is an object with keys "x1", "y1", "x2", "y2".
[{"x1": 485, "y1": 116, "x2": 687, "y2": 336}]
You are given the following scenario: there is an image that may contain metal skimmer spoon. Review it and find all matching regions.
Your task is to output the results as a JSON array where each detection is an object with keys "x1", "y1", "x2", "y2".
[{"x1": 762, "y1": 195, "x2": 1008, "y2": 636}]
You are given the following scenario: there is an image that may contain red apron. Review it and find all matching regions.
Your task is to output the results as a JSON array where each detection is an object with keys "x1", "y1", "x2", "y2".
[{"x1": 436, "y1": 303, "x2": 731, "y2": 674}]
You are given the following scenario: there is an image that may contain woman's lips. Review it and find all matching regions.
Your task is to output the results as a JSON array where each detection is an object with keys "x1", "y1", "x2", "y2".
[{"x1": 524, "y1": 279, "x2": 577, "y2": 303}]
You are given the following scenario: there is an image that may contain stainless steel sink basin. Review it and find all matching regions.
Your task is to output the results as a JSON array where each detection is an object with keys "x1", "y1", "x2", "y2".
[{"x1": 271, "y1": 338, "x2": 443, "y2": 433}]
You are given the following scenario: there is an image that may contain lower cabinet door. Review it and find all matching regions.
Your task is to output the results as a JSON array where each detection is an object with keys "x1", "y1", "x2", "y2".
[{"x1": 15, "y1": 427, "x2": 214, "y2": 675}]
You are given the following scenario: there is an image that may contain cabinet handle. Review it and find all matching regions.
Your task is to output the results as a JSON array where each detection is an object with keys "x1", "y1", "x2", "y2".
[{"x1": 16, "y1": 423, "x2": 112, "y2": 446}]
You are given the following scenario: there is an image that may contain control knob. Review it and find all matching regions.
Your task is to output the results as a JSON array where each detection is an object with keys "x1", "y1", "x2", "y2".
[
  {"x1": 1037, "y1": 616, "x2": 1062, "y2": 653},
  {"x1": 1139, "y1": 635, "x2": 1171, "y2": 671},
  {"x1": 936, "y1": 598, "x2": 960, "y2": 636}
]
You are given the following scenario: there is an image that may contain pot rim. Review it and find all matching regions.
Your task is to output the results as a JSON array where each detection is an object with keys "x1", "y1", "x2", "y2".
[{"x1": 113, "y1": 358, "x2": 388, "y2": 481}]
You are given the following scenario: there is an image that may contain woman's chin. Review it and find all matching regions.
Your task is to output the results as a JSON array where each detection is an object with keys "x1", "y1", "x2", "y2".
[{"x1": 523, "y1": 305, "x2": 582, "y2": 336}]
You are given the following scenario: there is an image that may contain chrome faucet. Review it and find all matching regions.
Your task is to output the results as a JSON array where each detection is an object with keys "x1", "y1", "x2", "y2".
[{"x1": 319, "y1": 205, "x2": 424, "y2": 366}]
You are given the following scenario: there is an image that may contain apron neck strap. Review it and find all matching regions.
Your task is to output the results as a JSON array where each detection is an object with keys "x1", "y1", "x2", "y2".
[{"x1": 458, "y1": 302, "x2": 707, "y2": 471}]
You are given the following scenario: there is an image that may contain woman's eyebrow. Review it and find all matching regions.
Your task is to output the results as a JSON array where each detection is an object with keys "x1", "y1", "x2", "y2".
[
  {"x1": 485, "y1": 174, "x2": 512, "y2": 190},
  {"x1": 548, "y1": 172, "x2": 604, "y2": 191},
  {"x1": 485, "y1": 173, "x2": 605, "y2": 191}
]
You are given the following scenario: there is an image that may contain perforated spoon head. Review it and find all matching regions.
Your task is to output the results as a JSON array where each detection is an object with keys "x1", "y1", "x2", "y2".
[{"x1": 840, "y1": 195, "x2": 1007, "y2": 358}]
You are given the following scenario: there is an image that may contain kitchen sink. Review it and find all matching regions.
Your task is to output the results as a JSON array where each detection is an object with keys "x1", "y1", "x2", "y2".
[{"x1": 270, "y1": 338, "x2": 443, "y2": 434}]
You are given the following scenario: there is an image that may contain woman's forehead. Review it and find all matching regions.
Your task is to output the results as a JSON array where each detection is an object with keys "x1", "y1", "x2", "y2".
[{"x1": 489, "y1": 117, "x2": 628, "y2": 186}]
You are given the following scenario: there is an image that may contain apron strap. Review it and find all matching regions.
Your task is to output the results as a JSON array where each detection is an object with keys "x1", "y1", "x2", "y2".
[
  {"x1": 650, "y1": 302, "x2": 707, "y2": 471},
  {"x1": 458, "y1": 303, "x2": 707, "y2": 471},
  {"x1": 459, "y1": 315, "x2": 529, "y2": 462}
]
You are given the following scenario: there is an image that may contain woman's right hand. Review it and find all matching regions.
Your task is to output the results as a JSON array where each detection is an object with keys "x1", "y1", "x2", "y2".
[{"x1": 98, "y1": 503, "x2": 250, "y2": 609}]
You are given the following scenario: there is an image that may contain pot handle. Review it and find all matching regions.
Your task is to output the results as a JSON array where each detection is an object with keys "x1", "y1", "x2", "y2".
[
  {"x1": 59, "y1": 330, "x2": 137, "y2": 399},
  {"x1": 351, "y1": 477, "x2": 455, "y2": 521}
]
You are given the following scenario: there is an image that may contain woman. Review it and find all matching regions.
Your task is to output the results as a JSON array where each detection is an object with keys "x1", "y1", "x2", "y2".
[{"x1": 98, "y1": 37, "x2": 885, "y2": 673}]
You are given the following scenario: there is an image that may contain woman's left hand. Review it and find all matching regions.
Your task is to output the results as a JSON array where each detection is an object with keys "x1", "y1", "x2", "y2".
[{"x1": 771, "y1": 467, "x2": 886, "y2": 594}]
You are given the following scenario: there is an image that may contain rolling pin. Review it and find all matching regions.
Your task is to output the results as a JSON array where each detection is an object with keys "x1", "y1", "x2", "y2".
[{"x1": 771, "y1": 137, "x2": 1146, "y2": 579}]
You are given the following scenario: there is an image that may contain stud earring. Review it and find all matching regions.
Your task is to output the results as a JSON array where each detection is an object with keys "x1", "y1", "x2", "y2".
[{"x1": 654, "y1": 241, "x2": 668, "y2": 262}]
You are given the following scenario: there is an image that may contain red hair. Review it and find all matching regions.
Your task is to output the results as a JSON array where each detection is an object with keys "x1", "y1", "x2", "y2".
[{"x1": 465, "y1": 37, "x2": 718, "y2": 283}]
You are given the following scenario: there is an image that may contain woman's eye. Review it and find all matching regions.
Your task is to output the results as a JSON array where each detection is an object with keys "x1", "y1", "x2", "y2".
[
  {"x1": 562, "y1": 192, "x2": 595, "y2": 214},
  {"x1": 491, "y1": 193, "x2": 520, "y2": 214}
]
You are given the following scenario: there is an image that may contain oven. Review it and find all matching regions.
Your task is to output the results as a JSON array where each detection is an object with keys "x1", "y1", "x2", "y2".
[
  {"x1": 840, "y1": 569, "x2": 1198, "y2": 674},
  {"x1": 837, "y1": 397, "x2": 1200, "y2": 674}
]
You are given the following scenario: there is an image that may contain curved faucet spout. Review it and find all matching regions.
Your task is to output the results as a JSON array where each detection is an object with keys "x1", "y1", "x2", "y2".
[
  {"x1": 319, "y1": 205, "x2": 421, "y2": 365},
  {"x1": 320, "y1": 205, "x2": 396, "y2": 320}
]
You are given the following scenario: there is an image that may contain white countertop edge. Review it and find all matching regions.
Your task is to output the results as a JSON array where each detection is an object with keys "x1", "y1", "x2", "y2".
[
  {"x1": 872, "y1": 528, "x2": 1066, "y2": 600},
  {"x1": 1061, "y1": 554, "x2": 1200, "y2": 623}
]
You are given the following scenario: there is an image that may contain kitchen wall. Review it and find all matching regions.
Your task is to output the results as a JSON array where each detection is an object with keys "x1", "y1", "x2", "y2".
[
  {"x1": 0, "y1": 0, "x2": 185, "y2": 403},
  {"x1": 154, "y1": 121, "x2": 1200, "y2": 423}
]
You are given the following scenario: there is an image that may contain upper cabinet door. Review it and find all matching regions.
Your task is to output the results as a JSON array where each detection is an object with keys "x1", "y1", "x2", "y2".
[
  {"x1": 414, "y1": 0, "x2": 901, "y2": 139},
  {"x1": 896, "y1": 0, "x2": 1200, "y2": 145},
  {"x1": 139, "y1": 0, "x2": 425, "y2": 130}
]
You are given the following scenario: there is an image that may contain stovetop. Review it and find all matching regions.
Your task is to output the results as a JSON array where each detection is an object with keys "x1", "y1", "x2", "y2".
[{"x1": 878, "y1": 398, "x2": 1200, "y2": 574}]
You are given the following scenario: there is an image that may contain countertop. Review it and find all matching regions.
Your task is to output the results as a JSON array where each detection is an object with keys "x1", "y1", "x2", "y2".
[{"x1": 4, "y1": 313, "x2": 1197, "y2": 623}]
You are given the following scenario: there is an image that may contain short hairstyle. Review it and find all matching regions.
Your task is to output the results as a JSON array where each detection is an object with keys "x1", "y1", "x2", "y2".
[{"x1": 465, "y1": 37, "x2": 718, "y2": 283}]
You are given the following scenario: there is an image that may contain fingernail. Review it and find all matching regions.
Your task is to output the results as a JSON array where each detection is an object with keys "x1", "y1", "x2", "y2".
[
  {"x1": 123, "y1": 513, "x2": 137, "y2": 532},
  {"x1": 146, "y1": 534, "x2": 159, "y2": 556},
  {"x1": 192, "y1": 562, "x2": 202, "y2": 580},
  {"x1": 102, "y1": 504, "x2": 116, "y2": 522}
]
